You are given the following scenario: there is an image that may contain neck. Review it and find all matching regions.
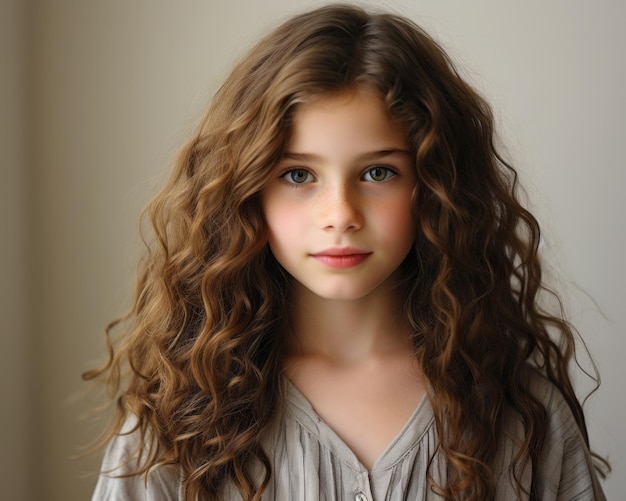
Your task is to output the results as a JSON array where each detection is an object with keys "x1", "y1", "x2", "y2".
[{"x1": 286, "y1": 282, "x2": 413, "y2": 364}]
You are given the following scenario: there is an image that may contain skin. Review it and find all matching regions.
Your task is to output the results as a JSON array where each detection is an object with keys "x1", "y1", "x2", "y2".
[{"x1": 262, "y1": 87, "x2": 426, "y2": 469}]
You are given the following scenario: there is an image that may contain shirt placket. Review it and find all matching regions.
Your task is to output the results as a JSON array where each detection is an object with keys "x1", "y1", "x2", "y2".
[{"x1": 353, "y1": 471, "x2": 374, "y2": 501}]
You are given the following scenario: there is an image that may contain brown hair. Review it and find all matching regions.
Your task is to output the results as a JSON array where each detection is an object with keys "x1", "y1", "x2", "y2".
[{"x1": 85, "y1": 4, "x2": 605, "y2": 500}]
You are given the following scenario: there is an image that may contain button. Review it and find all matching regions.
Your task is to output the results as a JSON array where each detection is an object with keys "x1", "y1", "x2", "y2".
[{"x1": 355, "y1": 493, "x2": 368, "y2": 501}]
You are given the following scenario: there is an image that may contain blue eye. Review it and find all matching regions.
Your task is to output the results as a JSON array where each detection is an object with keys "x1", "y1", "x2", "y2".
[
  {"x1": 282, "y1": 169, "x2": 314, "y2": 184},
  {"x1": 363, "y1": 166, "x2": 395, "y2": 182}
]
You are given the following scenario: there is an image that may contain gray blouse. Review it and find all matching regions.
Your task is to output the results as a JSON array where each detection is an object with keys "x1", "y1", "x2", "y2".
[{"x1": 92, "y1": 376, "x2": 605, "y2": 500}]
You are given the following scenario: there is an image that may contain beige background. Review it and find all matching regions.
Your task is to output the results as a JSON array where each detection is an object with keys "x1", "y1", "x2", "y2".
[{"x1": 2, "y1": 1, "x2": 624, "y2": 499}]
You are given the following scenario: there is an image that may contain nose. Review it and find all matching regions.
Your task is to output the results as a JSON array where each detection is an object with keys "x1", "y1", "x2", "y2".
[{"x1": 318, "y1": 182, "x2": 363, "y2": 232}]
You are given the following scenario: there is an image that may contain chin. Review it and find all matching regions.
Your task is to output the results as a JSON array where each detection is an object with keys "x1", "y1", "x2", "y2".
[{"x1": 302, "y1": 282, "x2": 384, "y2": 302}]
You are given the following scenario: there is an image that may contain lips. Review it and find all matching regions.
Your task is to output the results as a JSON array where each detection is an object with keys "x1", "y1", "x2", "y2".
[{"x1": 310, "y1": 247, "x2": 372, "y2": 269}]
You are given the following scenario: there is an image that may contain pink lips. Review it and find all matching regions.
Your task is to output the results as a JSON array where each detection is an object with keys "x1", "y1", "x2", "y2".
[{"x1": 310, "y1": 247, "x2": 372, "y2": 269}]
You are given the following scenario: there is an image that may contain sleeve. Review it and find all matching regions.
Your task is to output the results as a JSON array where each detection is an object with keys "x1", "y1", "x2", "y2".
[
  {"x1": 532, "y1": 377, "x2": 606, "y2": 501},
  {"x1": 91, "y1": 422, "x2": 183, "y2": 501}
]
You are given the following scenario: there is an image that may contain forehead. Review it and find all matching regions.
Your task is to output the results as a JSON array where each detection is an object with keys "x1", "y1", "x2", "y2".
[{"x1": 286, "y1": 87, "x2": 407, "y2": 153}]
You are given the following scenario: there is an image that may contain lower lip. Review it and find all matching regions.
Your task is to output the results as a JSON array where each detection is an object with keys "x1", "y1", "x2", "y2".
[{"x1": 311, "y1": 253, "x2": 371, "y2": 269}]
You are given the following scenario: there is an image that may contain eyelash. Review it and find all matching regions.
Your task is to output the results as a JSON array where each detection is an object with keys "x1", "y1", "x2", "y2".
[{"x1": 279, "y1": 166, "x2": 397, "y2": 185}]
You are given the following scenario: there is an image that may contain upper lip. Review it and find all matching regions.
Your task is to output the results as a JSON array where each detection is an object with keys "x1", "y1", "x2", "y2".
[{"x1": 311, "y1": 247, "x2": 371, "y2": 256}]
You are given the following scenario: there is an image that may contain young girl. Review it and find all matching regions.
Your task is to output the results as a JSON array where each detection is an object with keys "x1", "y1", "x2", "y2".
[{"x1": 87, "y1": 4, "x2": 607, "y2": 500}]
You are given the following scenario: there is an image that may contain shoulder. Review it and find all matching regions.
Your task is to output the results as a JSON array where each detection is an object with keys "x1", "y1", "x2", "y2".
[
  {"x1": 528, "y1": 371, "x2": 578, "y2": 431},
  {"x1": 525, "y1": 371, "x2": 606, "y2": 500},
  {"x1": 91, "y1": 417, "x2": 183, "y2": 501}
]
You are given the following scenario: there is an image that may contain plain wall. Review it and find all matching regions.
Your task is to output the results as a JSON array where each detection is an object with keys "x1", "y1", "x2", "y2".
[
  {"x1": 0, "y1": 1, "x2": 34, "y2": 500},
  {"x1": 4, "y1": 1, "x2": 623, "y2": 499}
]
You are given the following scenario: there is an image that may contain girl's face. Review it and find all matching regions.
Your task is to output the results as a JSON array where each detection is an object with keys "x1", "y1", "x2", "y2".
[{"x1": 262, "y1": 87, "x2": 416, "y2": 301}]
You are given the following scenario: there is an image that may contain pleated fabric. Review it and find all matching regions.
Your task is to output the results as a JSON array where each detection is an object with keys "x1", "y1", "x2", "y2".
[{"x1": 92, "y1": 376, "x2": 605, "y2": 501}]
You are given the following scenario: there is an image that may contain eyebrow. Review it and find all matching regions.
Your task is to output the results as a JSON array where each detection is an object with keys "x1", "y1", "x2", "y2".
[{"x1": 281, "y1": 148, "x2": 412, "y2": 163}]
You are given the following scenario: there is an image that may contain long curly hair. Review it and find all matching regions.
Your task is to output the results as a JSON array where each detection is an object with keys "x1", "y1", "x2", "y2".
[{"x1": 85, "y1": 4, "x2": 606, "y2": 500}]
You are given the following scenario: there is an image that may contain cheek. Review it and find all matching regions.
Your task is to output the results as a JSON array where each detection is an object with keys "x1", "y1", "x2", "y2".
[
  {"x1": 376, "y1": 199, "x2": 415, "y2": 244},
  {"x1": 262, "y1": 195, "x2": 304, "y2": 247}
]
